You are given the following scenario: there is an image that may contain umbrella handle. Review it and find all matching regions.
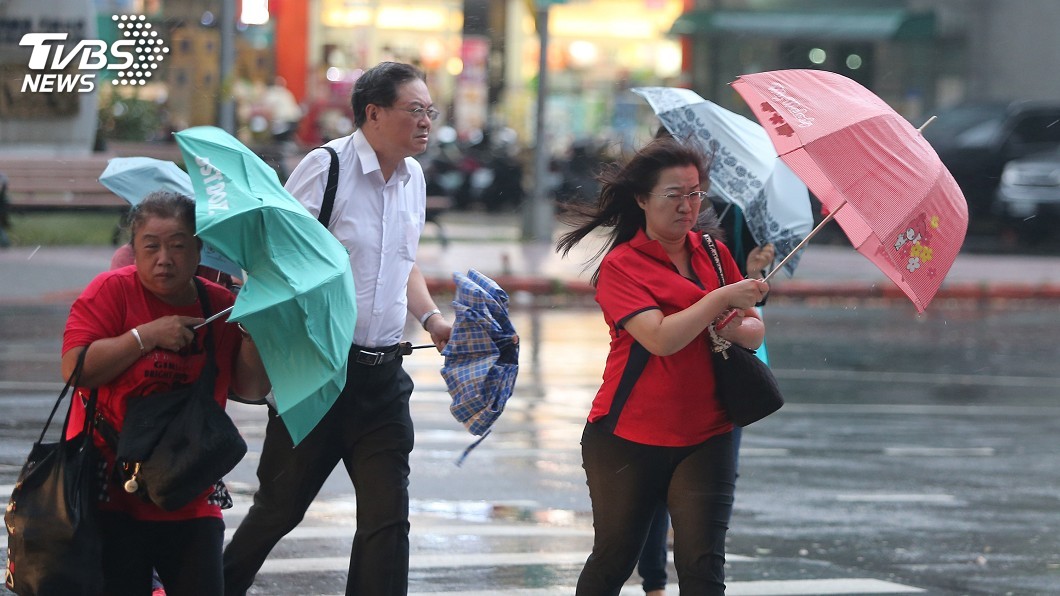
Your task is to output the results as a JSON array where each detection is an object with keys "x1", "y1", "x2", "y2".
[
  {"x1": 400, "y1": 342, "x2": 437, "y2": 355},
  {"x1": 716, "y1": 201, "x2": 848, "y2": 332}
]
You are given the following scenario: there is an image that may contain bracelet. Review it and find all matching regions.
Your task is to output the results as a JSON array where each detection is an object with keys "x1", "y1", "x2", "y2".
[
  {"x1": 130, "y1": 327, "x2": 146, "y2": 356},
  {"x1": 419, "y1": 308, "x2": 441, "y2": 330}
]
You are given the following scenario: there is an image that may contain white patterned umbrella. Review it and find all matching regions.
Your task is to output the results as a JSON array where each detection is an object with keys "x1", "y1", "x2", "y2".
[{"x1": 632, "y1": 87, "x2": 813, "y2": 276}]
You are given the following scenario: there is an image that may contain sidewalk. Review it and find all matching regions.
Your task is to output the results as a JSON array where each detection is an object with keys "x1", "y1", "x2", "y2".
[{"x1": 4, "y1": 211, "x2": 1060, "y2": 305}]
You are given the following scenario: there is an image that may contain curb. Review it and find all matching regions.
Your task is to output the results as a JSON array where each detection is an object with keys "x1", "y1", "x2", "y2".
[
  {"x1": 424, "y1": 276, "x2": 1060, "y2": 303},
  {"x1": 8, "y1": 278, "x2": 1060, "y2": 308}
]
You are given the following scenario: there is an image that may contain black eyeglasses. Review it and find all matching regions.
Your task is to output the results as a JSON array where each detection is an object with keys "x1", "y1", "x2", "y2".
[
  {"x1": 387, "y1": 105, "x2": 441, "y2": 122},
  {"x1": 650, "y1": 190, "x2": 708, "y2": 202}
]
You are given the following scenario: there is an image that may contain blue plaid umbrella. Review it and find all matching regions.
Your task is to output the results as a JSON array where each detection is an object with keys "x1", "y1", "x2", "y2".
[{"x1": 441, "y1": 270, "x2": 519, "y2": 460}]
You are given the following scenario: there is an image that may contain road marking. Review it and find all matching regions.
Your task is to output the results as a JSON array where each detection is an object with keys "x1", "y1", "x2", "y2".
[
  {"x1": 0, "y1": 487, "x2": 923, "y2": 595},
  {"x1": 836, "y1": 493, "x2": 958, "y2": 504},
  {"x1": 399, "y1": 578, "x2": 924, "y2": 595},
  {"x1": 773, "y1": 367, "x2": 1060, "y2": 389},
  {"x1": 884, "y1": 446, "x2": 995, "y2": 457}
]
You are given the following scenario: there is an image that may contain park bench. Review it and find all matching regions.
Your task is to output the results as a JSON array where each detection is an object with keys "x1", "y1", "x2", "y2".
[{"x1": 0, "y1": 155, "x2": 129, "y2": 244}]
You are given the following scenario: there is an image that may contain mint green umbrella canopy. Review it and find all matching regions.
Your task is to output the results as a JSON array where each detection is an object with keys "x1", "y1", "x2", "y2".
[{"x1": 174, "y1": 126, "x2": 355, "y2": 445}]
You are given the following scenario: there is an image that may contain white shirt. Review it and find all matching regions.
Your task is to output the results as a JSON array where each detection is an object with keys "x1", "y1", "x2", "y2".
[{"x1": 284, "y1": 131, "x2": 426, "y2": 347}]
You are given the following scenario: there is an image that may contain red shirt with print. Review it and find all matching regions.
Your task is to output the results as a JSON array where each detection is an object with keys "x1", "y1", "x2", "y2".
[
  {"x1": 62, "y1": 266, "x2": 242, "y2": 521},
  {"x1": 590, "y1": 228, "x2": 742, "y2": 447}
]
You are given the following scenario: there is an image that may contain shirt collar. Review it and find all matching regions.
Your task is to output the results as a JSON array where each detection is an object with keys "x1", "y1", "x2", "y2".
[
  {"x1": 352, "y1": 130, "x2": 411, "y2": 185},
  {"x1": 628, "y1": 228, "x2": 701, "y2": 264}
]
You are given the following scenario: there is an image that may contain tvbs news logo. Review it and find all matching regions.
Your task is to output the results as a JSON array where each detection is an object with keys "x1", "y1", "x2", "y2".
[{"x1": 20, "y1": 14, "x2": 169, "y2": 93}]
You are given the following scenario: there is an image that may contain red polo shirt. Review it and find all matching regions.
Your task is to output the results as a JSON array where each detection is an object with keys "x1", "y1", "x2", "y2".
[{"x1": 590, "y1": 228, "x2": 742, "y2": 446}]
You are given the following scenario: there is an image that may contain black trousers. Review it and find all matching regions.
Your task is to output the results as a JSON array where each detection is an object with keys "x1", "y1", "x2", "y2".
[
  {"x1": 223, "y1": 352, "x2": 415, "y2": 596},
  {"x1": 99, "y1": 511, "x2": 225, "y2": 596},
  {"x1": 576, "y1": 423, "x2": 736, "y2": 596}
]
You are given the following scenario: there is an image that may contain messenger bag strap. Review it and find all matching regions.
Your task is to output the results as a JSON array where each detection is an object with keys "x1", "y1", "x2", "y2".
[
  {"x1": 702, "y1": 233, "x2": 727, "y2": 287},
  {"x1": 314, "y1": 146, "x2": 340, "y2": 229}
]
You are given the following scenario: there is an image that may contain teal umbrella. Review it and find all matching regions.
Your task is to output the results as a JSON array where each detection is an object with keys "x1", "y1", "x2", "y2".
[
  {"x1": 98, "y1": 156, "x2": 242, "y2": 278},
  {"x1": 174, "y1": 126, "x2": 356, "y2": 445}
]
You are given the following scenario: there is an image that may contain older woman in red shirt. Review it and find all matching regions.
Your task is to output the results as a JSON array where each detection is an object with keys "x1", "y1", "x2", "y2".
[{"x1": 557, "y1": 136, "x2": 768, "y2": 594}]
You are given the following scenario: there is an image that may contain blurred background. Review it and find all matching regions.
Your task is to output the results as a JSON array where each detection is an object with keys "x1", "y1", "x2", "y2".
[{"x1": 2, "y1": 0, "x2": 1060, "y2": 250}]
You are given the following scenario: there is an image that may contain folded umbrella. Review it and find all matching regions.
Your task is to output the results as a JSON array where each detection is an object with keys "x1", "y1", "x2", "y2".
[
  {"x1": 631, "y1": 86, "x2": 813, "y2": 276},
  {"x1": 441, "y1": 270, "x2": 519, "y2": 462},
  {"x1": 98, "y1": 156, "x2": 241, "y2": 278},
  {"x1": 174, "y1": 126, "x2": 356, "y2": 445},
  {"x1": 731, "y1": 69, "x2": 969, "y2": 313}
]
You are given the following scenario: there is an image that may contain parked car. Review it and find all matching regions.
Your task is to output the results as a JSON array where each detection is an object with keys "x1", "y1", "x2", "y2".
[
  {"x1": 994, "y1": 148, "x2": 1060, "y2": 246},
  {"x1": 922, "y1": 100, "x2": 1060, "y2": 226},
  {"x1": 996, "y1": 148, "x2": 1060, "y2": 219}
]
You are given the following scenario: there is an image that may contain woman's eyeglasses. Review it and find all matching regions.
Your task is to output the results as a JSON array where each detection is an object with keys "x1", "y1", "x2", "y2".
[{"x1": 650, "y1": 190, "x2": 708, "y2": 202}]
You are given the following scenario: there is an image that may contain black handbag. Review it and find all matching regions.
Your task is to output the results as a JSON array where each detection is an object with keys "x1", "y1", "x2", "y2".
[
  {"x1": 702, "y1": 234, "x2": 784, "y2": 426},
  {"x1": 4, "y1": 348, "x2": 104, "y2": 596},
  {"x1": 114, "y1": 279, "x2": 247, "y2": 511}
]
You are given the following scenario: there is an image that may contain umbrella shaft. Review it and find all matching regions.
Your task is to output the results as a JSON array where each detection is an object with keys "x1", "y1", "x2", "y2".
[
  {"x1": 193, "y1": 305, "x2": 234, "y2": 329},
  {"x1": 763, "y1": 201, "x2": 847, "y2": 284}
]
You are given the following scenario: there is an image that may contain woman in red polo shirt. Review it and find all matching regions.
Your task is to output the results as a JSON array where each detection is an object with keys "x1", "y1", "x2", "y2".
[{"x1": 557, "y1": 136, "x2": 769, "y2": 594}]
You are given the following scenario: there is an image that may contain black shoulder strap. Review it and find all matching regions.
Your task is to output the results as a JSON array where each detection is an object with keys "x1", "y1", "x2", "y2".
[
  {"x1": 192, "y1": 277, "x2": 214, "y2": 359},
  {"x1": 702, "y1": 233, "x2": 727, "y2": 287},
  {"x1": 315, "y1": 146, "x2": 339, "y2": 229}
]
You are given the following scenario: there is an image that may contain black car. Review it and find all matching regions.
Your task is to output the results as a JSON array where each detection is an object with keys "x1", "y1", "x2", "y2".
[{"x1": 922, "y1": 100, "x2": 1060, "y2": 229}]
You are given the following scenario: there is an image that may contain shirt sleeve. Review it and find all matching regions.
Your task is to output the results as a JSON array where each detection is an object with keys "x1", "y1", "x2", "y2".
[
  {"x1": 595, "y1": 257, "x2": 661, "y2": 328},
  {"x1": 284, "y1": 148, "x2": 332, "y2": 217},
  {"x1": 63, "y1": 272, "x2": 126, "y2": 356}
]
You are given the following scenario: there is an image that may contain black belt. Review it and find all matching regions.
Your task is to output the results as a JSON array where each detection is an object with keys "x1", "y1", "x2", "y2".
[{"x1": 351, "y1": 343, "x2": 408, "y2": 366}]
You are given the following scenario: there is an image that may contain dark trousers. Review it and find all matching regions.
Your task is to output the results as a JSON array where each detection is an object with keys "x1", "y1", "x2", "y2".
[
  {"x1": 222, "y1": 353, "x2": 415, "y2": 596},
  {"x1": 576, "y1": 423, "x2": 735, "y2": 596},
  {"x1": 637, "y1": 504, "x2": 670, "y2": 592},
  {"x1": 637, "y1": 425, "x2": 742, "y2": 592},
  {"x1": 99, "y1": 511, "x2": 225, "y2": 596}
]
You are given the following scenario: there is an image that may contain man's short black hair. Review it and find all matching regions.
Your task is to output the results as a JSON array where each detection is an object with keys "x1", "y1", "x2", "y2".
[{"x1": 350, "y1": 62, "x2": 426, "y2": 129}]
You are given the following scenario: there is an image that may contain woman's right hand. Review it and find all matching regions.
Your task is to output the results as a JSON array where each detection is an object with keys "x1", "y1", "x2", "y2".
[
  {"x1": 722, "y1": 278, "x2": 769, "y2": 310},
  {"x1": 138, "y1": 315, "x2": 206, "y2": 352}
]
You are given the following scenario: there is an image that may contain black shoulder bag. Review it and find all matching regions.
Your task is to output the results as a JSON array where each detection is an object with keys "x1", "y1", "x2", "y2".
[
  {"x1": 115, "y1": 279, "x2": 248, "y2": 511},
  {"x1": 5, "y1": 347, "x2": 104, "y2": 595},
  {"x1": 702, "y1": 233, "x2": 785, "y2": 426}
]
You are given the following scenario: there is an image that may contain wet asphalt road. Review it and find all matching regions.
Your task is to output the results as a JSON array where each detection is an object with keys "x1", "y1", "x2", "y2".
[{"x1": 3, "y1": 297, "x2": 1060, "y2": 595}]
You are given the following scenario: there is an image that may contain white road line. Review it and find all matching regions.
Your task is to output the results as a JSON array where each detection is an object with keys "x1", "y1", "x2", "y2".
[
  {"x1": 402, "y1": 578, "x2": 924, "y2": 596},
  {"x1": 257, "y1": 551, "x2": 753, "y2": 574},
  {"x1": 772, "y1": 367, "x2": 1059, "y2": 388},
  {"x1": 835, "y1": 493, "x2": 958, "y2": 504},
  {"x1": 884, "y1": 447, "x2": 995, "y2": 457}
]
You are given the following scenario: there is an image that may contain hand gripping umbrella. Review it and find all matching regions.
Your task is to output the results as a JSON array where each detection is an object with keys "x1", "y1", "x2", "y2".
[
  {"x1": 441, "y1": 269, "x2": 519, "y2": 464},
  {"x1": 98, "y1": 156, "x2": 241, "y2": 278},
  {"x1": 174, "y1": 126, "x2": 357, "y2": 445},
  {"x1": 631, "y1": 86, "x2": 813, "y2": 276},
  {"x1": 731, "y1": 69, "x2": 969, "y2": 313}
]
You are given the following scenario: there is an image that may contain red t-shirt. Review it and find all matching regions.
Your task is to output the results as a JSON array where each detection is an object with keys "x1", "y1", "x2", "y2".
[
  {"x1": 590, "y1": 229, "x2": 743, "y2": 447},
  {"x1": 62, "y1": 266, "x2": 242, "y2": 521}
]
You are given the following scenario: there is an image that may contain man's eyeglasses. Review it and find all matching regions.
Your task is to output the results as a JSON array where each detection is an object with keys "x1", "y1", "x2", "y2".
[
  {"x1": 650, "y1": 190, "x2": 709, "y2": 202},
  {"x1": 389, "y1": 105, "x2": 441, "y2": 122}
]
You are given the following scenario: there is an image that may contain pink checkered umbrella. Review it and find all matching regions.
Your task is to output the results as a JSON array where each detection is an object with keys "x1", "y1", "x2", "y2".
[{"x1": 731, "y1": 69, "x2": 969, "y2": 313}]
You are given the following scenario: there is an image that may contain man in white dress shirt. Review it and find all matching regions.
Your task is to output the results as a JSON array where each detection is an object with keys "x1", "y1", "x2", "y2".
[{"x1": 223, "y1": 62, "x2": 453, "y2": 596}]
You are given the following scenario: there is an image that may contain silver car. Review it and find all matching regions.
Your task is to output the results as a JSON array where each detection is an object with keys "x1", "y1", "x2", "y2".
[{"x1": 995, "y1": 149, "x2": 1060, "y2": 219}]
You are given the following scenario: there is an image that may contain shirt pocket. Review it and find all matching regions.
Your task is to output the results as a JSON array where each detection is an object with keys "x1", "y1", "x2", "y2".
[{"x1": 398, "y1": 211, "x2": 422, "y2": 261}]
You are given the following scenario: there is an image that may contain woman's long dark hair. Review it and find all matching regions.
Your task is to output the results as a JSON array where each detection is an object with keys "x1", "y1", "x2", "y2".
[{"x1": 555, "y1": 134, "x2": 719, "y2": 285}]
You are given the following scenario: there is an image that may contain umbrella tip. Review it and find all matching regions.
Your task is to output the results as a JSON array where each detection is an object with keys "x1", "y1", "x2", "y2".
[{"x1": 917, "y1": 115, "x2": 938, "y2": 134}]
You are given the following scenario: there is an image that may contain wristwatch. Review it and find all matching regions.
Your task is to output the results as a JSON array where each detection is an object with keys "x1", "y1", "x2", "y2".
[{"x1": 419, "y1": 308, "x2": 442, "y2": 330}]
